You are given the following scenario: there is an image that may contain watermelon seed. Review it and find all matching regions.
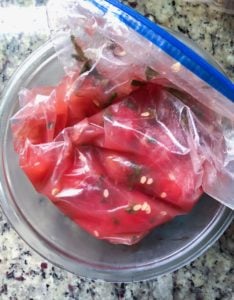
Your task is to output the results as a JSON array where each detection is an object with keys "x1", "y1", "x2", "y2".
[
  {"x1": 141, "y1": 202, "x2": 151, "y2": 214},
  {"x1": 141, "y1": 202, "x2": 148, "y2": 211},
  {"x1": 110, "y1": 43, "x2": 126, "y2": 57},
  {"x1": 51, "y1": 188, "x2": 59, "y2": 196},
  {"x1": 169, "y1": 173, "x2": 176, "y2": 181},
  {"x1": 145, "y1": 205, "x2": 151, "y2": 214},
  {"x1": 160, "y1": 192, "x2": 167, "y2": 199},
  {"x1": 141, "y1": 111, "x2": 150, "y2": 117},
  {"x1": 147, "y1": 178, "x2": 154, "y2": 185},
  {"x1": 114, "y1": 47, "x2": 126, "y2": 57},
  {"x1": 133, "y1": 204, "x2": 142, "y2": 211},
  {"x1": 140, "y1": 176, "x2": 147, "y2": 184},
  {"x1": 160, "y1": 211, "x2": 168, "y2": 216},
  {"x1": 103, "y1": 189, "x2": 109, "y2": 198}
]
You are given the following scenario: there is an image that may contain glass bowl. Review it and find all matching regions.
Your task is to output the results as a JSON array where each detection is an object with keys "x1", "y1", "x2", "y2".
[{"x1": 0, "y1": 35, "x2": 233, "y2": 282}]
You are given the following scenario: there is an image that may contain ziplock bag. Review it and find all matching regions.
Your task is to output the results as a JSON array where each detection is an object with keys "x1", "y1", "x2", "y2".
[{"x1": 11, "y1": 0, "x2": 234, "y2": 245}]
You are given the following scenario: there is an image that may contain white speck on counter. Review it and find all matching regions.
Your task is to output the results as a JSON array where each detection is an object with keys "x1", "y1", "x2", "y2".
[{"x1": 226, "y1": 54, "x2": 234, "y2": 66}]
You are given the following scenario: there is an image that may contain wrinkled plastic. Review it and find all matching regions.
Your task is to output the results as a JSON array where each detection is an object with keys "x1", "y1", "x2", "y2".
[
  {"x1": 11, "y1": 0, "x2": 234, "y2": 245},
  {"x1": 47, "y1": 0, "x2": 234, "y2": 117}
]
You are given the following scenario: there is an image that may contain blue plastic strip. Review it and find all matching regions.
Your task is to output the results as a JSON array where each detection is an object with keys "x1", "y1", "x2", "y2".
[{"x1": 88, "y1": 0, "x2": 234, "y2": 102}]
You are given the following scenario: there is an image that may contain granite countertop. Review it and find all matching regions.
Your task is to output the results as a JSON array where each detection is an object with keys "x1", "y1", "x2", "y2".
[{"x1": 0, "y1": 0, "x2": 233, "y2": 299}]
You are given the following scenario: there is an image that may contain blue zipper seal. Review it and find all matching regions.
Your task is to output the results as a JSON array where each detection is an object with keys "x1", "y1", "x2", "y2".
[{"x1": 88, "y1": 0, "x2": 234, "y2": 102}]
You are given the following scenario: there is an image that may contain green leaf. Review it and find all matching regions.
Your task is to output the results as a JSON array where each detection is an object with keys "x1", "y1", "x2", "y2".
[
  {"x1": 146, "y1": 136, "x2": 157, "y2": 144},
  {"x1": 106, "y1": 92, "x2": 118, "y2": 105},
  {"x1": 145, "y1": 66, "x2": 160, "y2": 81},
  {"x1": 80, "y1": 59, "x2": 92, "y2": 75},
  {"x1": 124, "y1": 99, "x2": 138, "y2": 111},
  {"x1": 180, "y1": 109, "x2": 189, "y2": 130},
  {"x1": 70, "y1": 35, "x2": 93, "y2": 75},
  {"x1": 166, "y1": 87, "x2": 187, "y2": 101},
  {"x1": 71, "y1": 54, "x2": 82, "y2": 61},
  {"x1": 71, "y1": 35, "x2": 88, "y2": 62},
  {"x1": 127, "y1": 163, "x2": 142, "y2": 189},
  {"x1": 131, "y1": 80, "x2": 146, "y2": 87},
  {"x1": 47, "y1": 122, "x2": 55, "y2": 130},
  {"x1": 125, "y1": 205, "x2": 136, "y2": 214}
]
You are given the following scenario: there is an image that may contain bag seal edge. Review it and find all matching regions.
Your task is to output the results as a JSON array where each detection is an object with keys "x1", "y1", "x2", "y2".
[{"x1": 87, "y1": 0, "x2": 234, "y2": 102}]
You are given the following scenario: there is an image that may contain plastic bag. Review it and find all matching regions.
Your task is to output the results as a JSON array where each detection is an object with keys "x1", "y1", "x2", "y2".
[{"x1": 11, "y1": 0, "x2": 234, "y2": 245}]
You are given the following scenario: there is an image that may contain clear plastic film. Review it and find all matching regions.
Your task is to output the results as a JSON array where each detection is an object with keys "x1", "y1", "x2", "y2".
[{"x1": 10, "y1": 0, "x2": 234, "y2": 245}]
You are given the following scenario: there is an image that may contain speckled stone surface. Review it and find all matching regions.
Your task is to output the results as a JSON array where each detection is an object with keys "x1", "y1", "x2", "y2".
[{"x1": 0, "y1": 0, "x2": 233, "y2": 299}]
